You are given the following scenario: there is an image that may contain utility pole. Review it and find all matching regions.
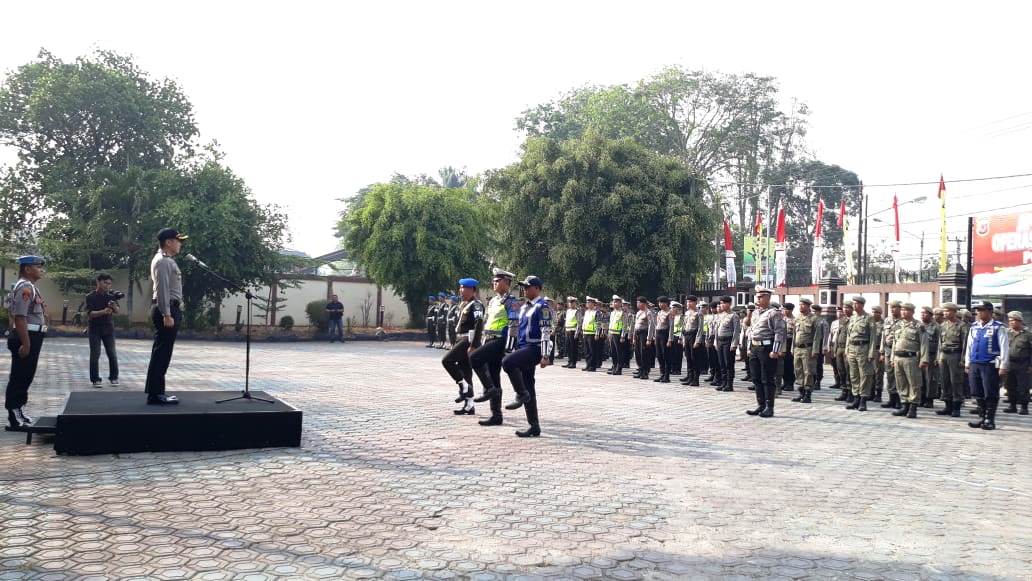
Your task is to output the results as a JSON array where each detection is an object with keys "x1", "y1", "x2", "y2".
[
  {"x1": 919, "y1": 231, "x2": 925, "y2": 282},
  {"x1": 857, "y1": 184, "x2": 865, "y2": 282}
]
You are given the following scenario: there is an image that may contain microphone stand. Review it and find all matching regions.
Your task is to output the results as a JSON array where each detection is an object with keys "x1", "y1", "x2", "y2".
[{"x1": 186, "y1": 256, "x2": 274, "y2": 404}]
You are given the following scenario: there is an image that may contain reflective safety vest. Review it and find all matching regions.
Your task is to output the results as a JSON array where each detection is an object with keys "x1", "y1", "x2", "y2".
[
  {"x1": 485, "y1": 295, "x2": 512, "y2": 332},
  {"x1": 582, "y1": 310, "x2": 597, "y2": 333},
  {"x1": 565, "y1": 310, "x2": 579, "y2": 330},
  {"x1": 609, "y1": 311, "x2": 624, "y2": 334},
  {"x1": 673, "y1": 314, "x2": 684, "y2": 335}
]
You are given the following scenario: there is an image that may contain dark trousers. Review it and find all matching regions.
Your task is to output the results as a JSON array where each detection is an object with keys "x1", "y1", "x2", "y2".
[
  {"x1": 749, "y1": 344, "x2": 778, "y2": 405},
  {"x1": 634, "y1": 330, "x2": 654, "y2": 371},
  {"x1": 655, "y1": 329, "x2": 670, "y2": 375},
  {"x1": 565, "y1": 331, "x2": 579, "y2": 364},
  {"x1": 502, "y1": 344, "x2": 540, "y2": 428},
  {"x1": 426, "y1": 321, "x2": 435, "y2": 345},
  {"x1": 89, "y1": 331, "x2": 119, "y2": 383},
  {"x1": 815, "y1": 353, "x2": 825, "y2": 385},
  {"x1": 6, "y1": 332, "x2": 44, "y2": 410},
  {"x1": 584, "y1": 335, "x2": 600, "y2": 369},
  {"x1": 684, "y1": 331, "x2": 699, "y2": 378},
  {"x1": 1005, "y1": 363, "x2": 1030, "y2": 404},
  {"x1": 783, "y1": 343, "x2": 796, "y2": 388},
  {"x1": 715, "y1": 339, "x2": 734, "y2": 387},
  {"x1": 442, "y1": 338, "x2": 474, "y2": 384},
  {"x1": 144, "y1": 304, "x2": 181, "y2": 396},
  {"x1": 669, "y1": 338, "x2": 683, "y2": 375},
  {"x1": 969, "y1": 362, "x2": 1001, "y2": 401},
  {"x1": 471, "y1": 337, "x2": 506, "y2": 418},
  {"x1": 708, "y1": 344, "x2": 719, "y2": 375},
  {"x1": 608, "y1": 334, "x2": 625, "y2": 372}
]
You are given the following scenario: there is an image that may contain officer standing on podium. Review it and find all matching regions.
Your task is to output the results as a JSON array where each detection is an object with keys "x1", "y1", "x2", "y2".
[
  {"x1": 145, "y1": 228, "x2": 188, "y2": 405},
  {"x1": 5, "y1": 255, "x2": 48, "y2": 429}
]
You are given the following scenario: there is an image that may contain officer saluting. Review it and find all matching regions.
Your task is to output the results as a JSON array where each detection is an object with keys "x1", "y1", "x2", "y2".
[
  {"x1": 5, "y1": 255, "x2": 48, "y2": 429},
  {"x1": 145, "y1": 228, "x2": 188, "y2": 405}
]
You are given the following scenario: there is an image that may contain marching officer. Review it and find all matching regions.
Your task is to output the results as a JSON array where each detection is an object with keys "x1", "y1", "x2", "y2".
[
  {"x1": 502, "y1": 275, "x2": 553, "y2": 438},
  {"x1": 790, "y1": 298, "x2": 823, "y2": 404},
  {"x1": 936, "y1": 303, "x2": 969, "y2": 417},
  {"x1": 5, "y1": 255, "x2": 48, "y2": 429},
  {"x1": 845, "y1": 296, "x2": 880, "y2": 412},
  {"x1": 606, "y1": 296, "x2": 629, "y2": 375},
  {"x1": 890, "y1": 303, "x2": 929, "y2": 419},
  {"x1": 966, "y1": 301, "x2": 1009, "y2": 431},
  {"x1": 712, "y1": 296, "x2": 741, "y2": 392},
  {"x1": 745, "y1": 287, "x2": 785, "y2": 418},
  {"x1": 441, "y1": 279, "x2": 485, "y2": 415},
  {"x1": 562, "y1": 297, "x2": 582, "y2": 368},
  {"x1": 919, "y1": 306, "x2": 941, "y2": 408},
  {"x1": 470, "y1": 268, "x2": 519, "y2": 426},
  {"x1": 1004, "y1": 311, "x2": 1031, "y2": 415}
]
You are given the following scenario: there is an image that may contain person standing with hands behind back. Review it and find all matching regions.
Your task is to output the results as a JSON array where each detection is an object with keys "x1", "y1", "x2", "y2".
[
  {"x1": 325, "y1": 294, "x2": 345, "y2": 343},
  {"x1": 144, "y1": 228, "x2": 187, "y2": 405},
  {"x1": 85, "y1": 273, "x2": 120, "y2": 387}
]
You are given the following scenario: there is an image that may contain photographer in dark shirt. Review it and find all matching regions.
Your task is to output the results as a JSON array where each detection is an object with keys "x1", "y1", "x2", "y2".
[{"x1": 85, "y1": 273, "x2": 121, "y2": 387}]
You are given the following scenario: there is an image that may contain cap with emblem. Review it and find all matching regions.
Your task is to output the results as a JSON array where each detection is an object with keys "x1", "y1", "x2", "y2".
[
  {"x1": 157, "y1": 228, "x2": 188, "y2": 243},
  {"x1": 932, "y1": 307, "x2": 943, "y2": 315},
  {"x1": 813, "y1": 304, "x2": 823, "y2": 312},
  {"x1": 611, "y1": 295, "x2": 623, "y2": 302},
  {"x1": 921, "y1": 306, "x2": 933, "y2": 314},
  {"x1": 458, "y1": 278, "x2": 479, "y2": 288},
  {"x1": 517, "y1": 275, "x2": 543, "y2": 288},
  {"x1": 670, "y1": 301, "x2": 683, "y2": 308},
  {"x1": 770, "y1": 301, "x2": 781, "y2": 309},
  {"x1": 16, "y1": 255, "x2": 45, "y2": 266},
  {"x1": 783, "y1": 302, "x2": 795, "y2": 310},
  {"x1": 686, "y1": 295, "x2": 698, "y2": 302},
  {"x1": 942, "y1": 302, "x2": 958, "y2": 311},
  {"x1": 872, "y1": 306, "x2": 882, "y2": 313},
  {"x1": 889, "y1": 300, "x2": 902, "y2": 308},
  {"x1": 657, "y1": 296, "x2": 671, "y2": 303},
  {"x1": 974, "y1": 301, "x2": 994, "y2": 311},
  {"x1": 586, "y1": 296, "x2": 598, "y2": 303},
  {"x1": 566, "y1": 296, "x2": 578, "y2": 302},
  {"x1": 902, "y1": 302, "x2": 915, "y2": 311},
  {"x1": 851, "y1": 295, "x2": 866, "y2": 304},
  {"x1": 755, "y1": 287, "x2": 772, "y2": 296},
  {"x1": 720, "y1": 295, "x2": 733, "y2": 304},
  {"x1": 491, "y1": 267, "x2": 515, "y2": 280},
  {"x1": 1007, "y1": 311, "x2": 1024, "y2": 322},
  {"x1": 799, "y1": 298, "x2": 813, "y2": 306}
]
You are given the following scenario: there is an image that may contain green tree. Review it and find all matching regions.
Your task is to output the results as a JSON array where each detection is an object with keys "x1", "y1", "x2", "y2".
[
  {"x1": 339, "y1": 182, "x2": 488, "y2": 325},
  {"x1": 487, "y1": 133, "x2": 719, "y2": 298}
]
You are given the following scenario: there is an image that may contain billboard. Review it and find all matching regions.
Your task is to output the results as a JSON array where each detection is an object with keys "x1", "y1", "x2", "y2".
[
  {"x1": 743, "y1": 236, "x2": 775, "y2": 283},
  {"x1": 971, "y1": 211, "x2": 1032, "y2": 296}
]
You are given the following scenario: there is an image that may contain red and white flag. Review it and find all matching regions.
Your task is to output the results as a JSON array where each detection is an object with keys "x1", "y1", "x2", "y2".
[
  {"x1": 774, "y1": 200, "x2": 787, "y2": 287},
  {"x1": 892, "y1": 193, "x2": 901, "y2": 283},
  {"x1": 723, "y1": 218, "x2": 737, "y2": 287},
  {"x1": 811, "y1": 199, "x2": 825, "y2": 285}
]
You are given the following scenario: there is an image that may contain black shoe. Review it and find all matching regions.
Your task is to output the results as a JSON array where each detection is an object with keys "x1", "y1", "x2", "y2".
[
  {"x1": 858, "y1": 397, "x2": 868, "y2": 411},
  {"x1": 881, "y1": 393, "x2": 898, "y2": 409},
  {"x1": 454, "y1": 405, "x2": 476, "y2": 415},
  {"x1": 952, "y1": 401, "x2": 962, "y2": 417},
  {"x1": 936, "y1": 402, "x2": 953, "y2": 416},
  {"x1": 981, "y1": 400, "x2": 998, "y2": 430},
  {"x1": 1020, "y1": 404, "x2": 1029, "y2": 415},
  {"x1": 516, "y1": 426, "x2": 541, "y2": 438},
  {"x1": 606, "y1": 369, "x2": 615, "y2": 375},
  {"x1": 1004, "y1": 402, "x2": 1018, "y2": 414},
  {"x1": 759, "y1": 403, "x2": 774, "y2": 418},
  {"x1": 802, "y1": 391, "x2": 812, "y2": 403},
  {"x1": 473, "y1": 388, "x2": 501, "y2": 404},
  {"x1": 147, "y1": 394, "x2": 179, "y2": 405},
  {"x1": 613, "y1": 370, "x2": 622, "y2": 376},
  {"x1": 892, "y1": 403, "x2": 909, "y2": 417},
  {"x1": 851, "y1": 397, "x2": 861, "y2": 410},
  {"x1": 791, "y1": 392, "x2": 804, "y2": 402},
  {"x1": 907, "y1": 403, "x2": 918, "y2": 418},
  {"x1": 689, "y1": 380, "x2": 699, "y2": 386},
  {"x1": 720, "y1": 386, "x2": 734, "y2": 392},
  {"x1": 660, "y1": 375, "x2": 670, "y2": 383},
  {"x1": 846, "y1": 393, "x2": 855, "y2": 404},
  {"x1": 746, "y1": 404, "x2": 764, "y2": 416},
  {"x1": 504, "y1": 393, "x2": 530, "y2": 410},
  {"x1": 478, "y1": 416, "x2": 503, "y2": 426},
  {"x1": 653, "y1": 376, "x2": 663, "y2": 382}
]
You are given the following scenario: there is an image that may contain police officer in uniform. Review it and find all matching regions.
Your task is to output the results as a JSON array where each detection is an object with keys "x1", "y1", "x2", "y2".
[
  {"x1": 936, "y1": 303, "x2": 968, "y2": 417},
  {"x1": 435, "y1": 293, "x2": 450, "y2": 349},
  {"x1": 919, "y1": 306, "x2": 941, "y2": 408},
  {"x1": 845, "y1": 296, "x2": 880, "y2": 412},
  {"x1": 441, "y1": 278, "x2": 485, "y2": 415},
  {"x1": 680, "y1": 296, "x2": 702, "y2": 385},
  {"x1": 781, "y1": 302, "x2": 797, "y2": 392},
  {"x1": 813, "y1": 304, "x2": 829, "y2": 390},
  {"x1": 502, "y1": 275, "x2": 552, "y2": 438},
  {"x1": 965, "y1": 301, "x2": 1009, "y2": 430},
  {"x1": 562, "y1": 297, "x2": 582, "y2": 368},
  {"x1": 5, "y1": 255, "x2": 47, "y2": 429},
  {"x1": 668, "y1": 301, "x2": 685, "y2": 378},
  {"x1": 446, "y1": 295, "x2": 460, "y2": 348},
  {"x1": 579, "y1": 297, "x2": 601, "y2": 372},
  {"x1": 790, "y1": 298, "x2": 823, "y2": 404},
  {"x1": 470, "y1": 268, "x2": 518, "y2": 426},
  {"x1": 606, "y1": 296, "x2": 629, "y2": 375},
  {"x1": 632, "y1": 296, "x2": 656, "y2": 379},
  {"x1": 653, "y1": 296, "x2": 673, "y2": 383},
  {"x1": 712, "y1": 296, "x2": 741, "y2": 392},
  {"x1": 832, "y1": 304, "x2": 853, "y2": 401},
  {"x1": 745, "y1": 288, "x2": 785, "y2": 418},
  {"x1": 890, "y1": 303, "x2": 929, "y2": 419},
  {"x1": 425, "y1": 295, "x2": 439, "y2": 347},
  {"x1": 1004, "y1": 311, "x2": 1031, "y2": 415},
  {"x1": 145, "y1": 228, "x2": 187, "y2": 405},
  {"x1": 880, "y1": 300, "x2": 903, "y2": 408}
]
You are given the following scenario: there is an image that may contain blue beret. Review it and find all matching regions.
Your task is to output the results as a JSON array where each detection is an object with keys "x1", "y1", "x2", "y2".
[
  {"x1": 458, "y1": 278, "x2": 479, "y2": 288},
  {"x1": 16, "y1": 255, "x2": 45, "y2": 266},
  {"x1": 438, "y1": 292, "x2": 447, "y2": 297},
  {"x1": 450, "y1": 295, "x2": 459, "y2": 300},
  {"x1": 428, "y1": 295, "x2": 436, "y2": 300}
]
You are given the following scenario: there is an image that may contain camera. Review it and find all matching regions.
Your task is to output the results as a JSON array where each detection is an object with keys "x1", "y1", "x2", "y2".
[{"x1": 104, "y1": 290, "x2": 126, "y2": 301}]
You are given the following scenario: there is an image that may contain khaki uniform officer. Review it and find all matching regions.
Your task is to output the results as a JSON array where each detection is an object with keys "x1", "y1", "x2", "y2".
[
  {"x1": 845, "y1": 296, "x2": 880, "y2": 411},
  {"x1": 936, "y1": 303, "x2": 969, "y2": 417},
  {"x1": 1004, "y1": 311, "x2": 1031, "y2": 415},
  {"x1": 890, "y1": 303, "x2": 929, "y2": 419},
  {"x1": 790, "y1": 298, "x2": 823, "y2": 404}
]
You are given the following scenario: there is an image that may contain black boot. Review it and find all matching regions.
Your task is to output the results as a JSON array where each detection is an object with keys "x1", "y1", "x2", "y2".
[
  {"x1": 1020, "y1": 403, "x2": 1029, "y2": 416},
  {"x1": 759, "y1": 398, "x2": 774, "y2": 418},
  {"x1": 503, "y1": 368, "x2": 532, "y2": 411},
  {"x1": 907, "y1": 402, "x2": 918, "y2": 418},
  {"x1": 846, "y1": 392, "x2": 855, "y2": 404},
  {"x1": 981, "y1": 400, "x2": 997, "y2": 430},
  {"x1": 516, "y1": 396, "x2": 541, "y2": 437},
  {"x1": 881, "y1": 392, "x2": 898, "y2": 409},
  {"x1": 952, "y1": 400, "x2": 962, "y2": 417},
  {"x1": 660, "y1": 373, "x2": 670, "y2": 383},
  {"x1": 801, "y1": 390, "x2": 812, "y2": 404},
  {"x1": 834, "y1": 388, "x2": 848, "y2": 402},
  {"x1": 791, "y1": 389, "x2": 804, "y2": 402},
  {"x1": 968, "y1": 402, "x2": 986, "y2": 428},
  {"x1": 858, "y1": 396, "x2": 868, "y2": 411},
  {"x1": 892, "y1": 402, "x2": 909, "y2": 417},
  {"x1": 746, "y1": 389, "x2": 765, "y2": 415},
  {"x1": 969, "y1": 399, "x2": 984, "y2": 416},
  {"x1": 478, "y1": 415, "x2": 503, "y2": 426},
  {"x1": 1004, "y1": 401, "x2": 1018, "y2": 414},
  {"x1": 936, "y1": 400, "x2": 953, "y2": 415},
  {"x1": 851, "y1": 396, "x2": 861, "y2": 410}
]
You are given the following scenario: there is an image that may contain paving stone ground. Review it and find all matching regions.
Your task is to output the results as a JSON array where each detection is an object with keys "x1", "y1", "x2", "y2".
[{"x1": 1, "y1": 338, "x2": 1030, "y2": 580}]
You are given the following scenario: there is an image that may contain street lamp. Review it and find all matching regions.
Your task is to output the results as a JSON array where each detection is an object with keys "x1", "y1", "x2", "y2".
[
  {"x1": 863, "y1": 195, "x2": 929, "y2": 279},
  {"x1": 872, "y1": 217, "x2": 927, "y2": 280}
]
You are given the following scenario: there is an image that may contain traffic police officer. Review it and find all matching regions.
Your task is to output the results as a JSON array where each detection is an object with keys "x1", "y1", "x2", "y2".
[
  {"x1": 5, "y1": 255, "x2": 47, "y2": 429},
  {"x1": 606, "y1": 295, "x2": 629, "y2": 375},
  {"x1": 936, "y1": 302, "x2": 968, "y2": 417},
  {"x1": 790, "y1": 298, "x2": 823, "y2": 404},
  {"x1": 845, "y1": 296, "x2": 880, "y2": 411},
  {"x1": 562, "y1": 297, "x2": 582, "y2": 368},
  {"x1": 745, "y1": 287, "x2": 785, "y2": 418},
  {"x1": 1004, "y1": 311, "x2": 1030, "y2": 415},
  {"x1": 441, "y1": 278, "x2": 485, "y2": 415},
  {"x1": 470, "y1": 268, "x2": 518, "y2": 426},
  {"x1": 502, "y1": 275, "x2": 552, "y2": 438},
  {"x1": 890, "y1": 303, "x2": 928, "y2": 419}
]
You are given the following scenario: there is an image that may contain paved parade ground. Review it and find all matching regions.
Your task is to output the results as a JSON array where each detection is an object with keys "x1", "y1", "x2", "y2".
[{"x1": 1, "y1": 338, "x2": 1030, "y2": 580}]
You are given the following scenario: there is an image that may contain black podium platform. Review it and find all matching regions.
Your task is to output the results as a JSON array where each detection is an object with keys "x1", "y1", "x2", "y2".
[{"x1": 54, "y1": 391, "x2": 302, "y2": 455}]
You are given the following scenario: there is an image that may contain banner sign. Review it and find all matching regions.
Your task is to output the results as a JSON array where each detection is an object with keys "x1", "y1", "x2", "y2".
[{"x1": 972, "y1": 211, "x2": 1032, "y2": 296}]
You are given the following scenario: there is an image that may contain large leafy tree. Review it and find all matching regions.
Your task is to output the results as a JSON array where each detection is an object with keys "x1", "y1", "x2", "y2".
[
  {"x1": 487, "y1": 132, "x2": 719, "y2": 299},
  {"x1": 340, "y1": 182, "x2": 488, "y2": 325}
]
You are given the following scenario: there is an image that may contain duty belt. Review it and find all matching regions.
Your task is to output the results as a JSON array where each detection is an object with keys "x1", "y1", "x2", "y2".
[
  {"x1": 894, "y1": 351, "x2": 917, "y2": 358},
  {"x1": 716, "y1": 336, "x2": 735, "y2": 342},
  {"x1": 484, "y1": 330, "x2": 505, "y2": 338},
  {"x1": 794, "y1": 343, "x2": 812, "y2": 349},
  {"x1": 26, "y1": 324, "x2": 48, "y2": 333},
  {"x1": 940, "y1": 347, "x2": 960, "y2": 353},
  {"x1": 851, "y1": 340, "x2": 870, "y2": 345},
  {"x1": 751, "y1": 340, "x2": 772, "y2": 346}
]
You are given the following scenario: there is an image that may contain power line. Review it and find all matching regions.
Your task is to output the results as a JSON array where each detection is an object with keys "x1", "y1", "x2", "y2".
[{"x1": 704, "y1": 171, "x2": 1032, "y2": 190}]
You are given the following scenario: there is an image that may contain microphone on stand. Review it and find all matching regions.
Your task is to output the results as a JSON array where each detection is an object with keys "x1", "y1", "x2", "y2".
[{"x1": 184, "y1": 253, "x2": 209, "y2": 269}]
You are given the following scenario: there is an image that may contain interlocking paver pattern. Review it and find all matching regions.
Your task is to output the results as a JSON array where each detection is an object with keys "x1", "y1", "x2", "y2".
[{"x1": 1, "y1": 338, "x2": 1030, "y2": 579}]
